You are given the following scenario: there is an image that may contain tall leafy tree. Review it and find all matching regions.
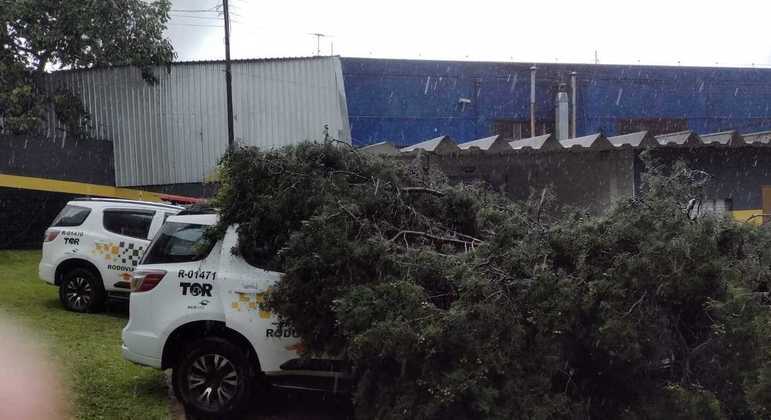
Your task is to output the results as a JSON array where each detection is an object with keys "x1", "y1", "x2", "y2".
[{"x1": 0, "y1": 0, "x2": 175, "y2": 136}]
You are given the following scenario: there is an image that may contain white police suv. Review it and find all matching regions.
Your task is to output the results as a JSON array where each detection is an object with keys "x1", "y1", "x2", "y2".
[
  {"x1": 39, "y1": 198, "x2": 183, "y2": 312},
  {"x1": 122, "y1": 210, "x2": 347, "y2": 418}
]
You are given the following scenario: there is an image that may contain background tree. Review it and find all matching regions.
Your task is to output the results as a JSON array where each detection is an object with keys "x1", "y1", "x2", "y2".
[{"x1": 0, "y1": 0, "x2": 175, "y2": 136}]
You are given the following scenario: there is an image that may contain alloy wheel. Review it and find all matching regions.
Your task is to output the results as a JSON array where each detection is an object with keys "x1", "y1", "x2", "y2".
[
  {"x1": 186, "y1": 353, "x2": 239, "y2": 410},
  {"x1": 65, "y1": 276, "x2": 93, "y2": 311}
]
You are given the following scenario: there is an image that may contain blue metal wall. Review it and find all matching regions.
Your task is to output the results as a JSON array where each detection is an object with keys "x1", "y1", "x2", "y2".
[{"x1": 341, "y1": 58, "x2": 771, "y2": 146}]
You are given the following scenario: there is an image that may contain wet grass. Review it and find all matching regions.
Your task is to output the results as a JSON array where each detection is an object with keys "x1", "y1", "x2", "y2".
[{"x1": 0, "y1": 250, "x2": 169, "y2": 419}]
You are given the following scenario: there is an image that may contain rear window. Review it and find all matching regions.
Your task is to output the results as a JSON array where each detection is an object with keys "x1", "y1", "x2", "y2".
[
  {"x1": 103, "y1": 210, "x2": 155, "y2": 239},
  {"x1": 52, "y1": 205, "x2": 91, "y2": 227},
  {"x1": 141, "y1": 222, "x2": 215, "y2": 264}
]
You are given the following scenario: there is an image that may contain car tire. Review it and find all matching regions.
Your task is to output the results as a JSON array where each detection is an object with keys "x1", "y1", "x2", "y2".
[
  {"x1": 59, "y1": 267, "x2": 105, "y2": 313},
  {"x1": 172, "y1": 337, "x2": 256, "y2": 419}
]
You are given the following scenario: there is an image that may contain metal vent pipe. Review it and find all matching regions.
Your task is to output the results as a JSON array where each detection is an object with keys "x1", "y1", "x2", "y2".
[
  {"x1": 530, "y1": 65, "x2": 537, "y2": 136},
  {"x1": 570, "y1": 71, "x2": 577, "y2": 138}
]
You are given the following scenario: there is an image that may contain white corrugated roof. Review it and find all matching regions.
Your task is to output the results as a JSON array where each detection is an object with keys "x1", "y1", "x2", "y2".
[
  {"x1": 655, "y1": 130, "x2": 701, "y2": 146},
  {"x1": 400, "y1": 136, "x2": 459, "y2": 153},
  {"x1": 508, "y1": 134, "x2": 557, "y2": 150},
  {"x1": 559, "y1": 133, "x2": 612, "y2": 149},
  {"x1": 608, "y1": 131, "x2": 657, "y2": 148},
  {"x1": 700, "y1": 130, "x2": 744, "y2": 146},
  {"x1": 457, "y1": 135, "x2": 508, "y2": 151}
]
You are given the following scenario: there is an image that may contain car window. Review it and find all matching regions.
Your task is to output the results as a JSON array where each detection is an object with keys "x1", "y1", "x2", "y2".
[
  {"x1": 52, "y1": 205, "x2": 91, "y2": 227},
  {"x1": 141, "y1": 222, "x2": 215, "y2": 264},
  {"x1": 103, "y1": 210, "x2": 155, "y2": 239}
]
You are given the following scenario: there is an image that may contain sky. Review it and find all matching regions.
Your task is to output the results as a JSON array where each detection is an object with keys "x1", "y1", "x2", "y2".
[{"x1": 165, "y1": 0, "x2": 771, "y2": 68}]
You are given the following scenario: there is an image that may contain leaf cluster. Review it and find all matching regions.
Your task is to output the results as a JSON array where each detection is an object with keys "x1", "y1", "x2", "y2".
[{"x1": 0, "y1": 0, "x2": 175, "y2": 136}]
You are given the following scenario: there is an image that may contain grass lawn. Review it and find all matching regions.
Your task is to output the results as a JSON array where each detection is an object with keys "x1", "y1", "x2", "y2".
[{"x1": 0, "y1": 250, "x2": 170, "y2": 420}]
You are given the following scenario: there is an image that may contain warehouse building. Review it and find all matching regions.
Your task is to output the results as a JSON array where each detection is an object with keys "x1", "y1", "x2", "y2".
[
  {"x1": 41, "y1": 56, "x2": 350, "y2": 188},
  {"x1": 342, "y1": 58, "x2": 771, "y2": 146}
]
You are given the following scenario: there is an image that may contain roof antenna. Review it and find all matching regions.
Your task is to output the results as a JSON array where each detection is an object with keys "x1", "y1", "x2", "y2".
[
  {"x1": 594, "y1": 50, "x2": 599, "y2": 64},
  {"x1": 309, "y1": 33, "x2": 327, "y2": 56}
]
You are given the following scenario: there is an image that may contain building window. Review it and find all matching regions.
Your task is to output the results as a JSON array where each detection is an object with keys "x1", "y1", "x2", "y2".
[
  {"x1": 617, "y1": 118, "x2": 688, "y2": 136},
  {"x1": 492, "y1": 119, "x2": 554, "y2": 140}
]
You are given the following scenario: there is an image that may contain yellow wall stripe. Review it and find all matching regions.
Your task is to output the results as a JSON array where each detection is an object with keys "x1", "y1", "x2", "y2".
[
  {"x1": 731, "y1": 209, "x2": 766, "y2": 225},
  {"x1": 0, "y1": 174, "x2": 164, "y2": 202}
]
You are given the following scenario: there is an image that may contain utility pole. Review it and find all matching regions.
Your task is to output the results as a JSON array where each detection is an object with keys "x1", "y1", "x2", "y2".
[{"x1": 223, "y1": 0, "x2": 234, "y2": 150}]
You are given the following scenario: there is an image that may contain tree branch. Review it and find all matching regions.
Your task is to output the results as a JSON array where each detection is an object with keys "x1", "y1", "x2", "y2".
[
  {"x1": 624, "y1": 291, "x2": 647, "y2": 317},
  {"x1": 400, "y1": 187, "x2": 445, "y2": 197},
  {"x1": 389, "y1": 230, "x2": 482, "y2": 247}
]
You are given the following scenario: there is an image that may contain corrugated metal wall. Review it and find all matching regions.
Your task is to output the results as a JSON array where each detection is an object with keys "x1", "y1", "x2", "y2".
[
  {"x1": 341, "y1": 57, "x2": 771, "y2": 146},
  {"x1": 45, "y1": 57, "x2": 350, "y2": 186}
]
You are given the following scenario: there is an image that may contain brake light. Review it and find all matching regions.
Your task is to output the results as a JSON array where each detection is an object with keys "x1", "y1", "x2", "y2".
[
  {"x1": 43, "y1": 229, "x2": 60, "y2": 242},
  {"x1": 131, "y1": 269, "x2": 167, "y2": 293}
]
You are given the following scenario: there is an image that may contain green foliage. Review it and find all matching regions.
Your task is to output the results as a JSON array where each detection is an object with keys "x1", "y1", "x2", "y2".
[
  {"x1": 212, "y1": 143, "x2": 771, "y2": 419},
  {"x1": 0, "y1": 84, "x2": 43, "y2": 133},
  {"x1": 0, "y1": 0, "x2": 175, "y2": 137}
]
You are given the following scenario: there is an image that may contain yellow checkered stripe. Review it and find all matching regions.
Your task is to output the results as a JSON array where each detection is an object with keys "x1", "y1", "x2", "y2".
[{"x1": 232, "y1": 292, "x2": 272, "y2": 319}]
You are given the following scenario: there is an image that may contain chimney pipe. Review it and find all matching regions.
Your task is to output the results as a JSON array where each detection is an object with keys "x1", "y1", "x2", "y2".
[
  {"x1": 556, "y1": 84, "x2": 569, "y2": 140},
  {"x1": 570, "y1": 71, "x2": 577, "y2": 138},
  {"x1": 530, "y1": 65, "x2": 537, "y2": 137}
]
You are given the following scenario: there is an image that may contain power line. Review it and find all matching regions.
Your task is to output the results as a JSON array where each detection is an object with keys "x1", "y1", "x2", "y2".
[
  {"x1": 168, "y1": 23, "x2": 223, "y2": 28},
  {"x1": 170, "y1": 14, "x2": 223, "y2": 20},
  {"x1": 170, "y1": 8, "x2": 218, "y2": 13}
]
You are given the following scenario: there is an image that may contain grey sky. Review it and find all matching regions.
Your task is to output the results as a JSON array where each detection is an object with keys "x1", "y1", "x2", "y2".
[{"x1": 167, "y1": 0, "x2": 771, "y2": 67}]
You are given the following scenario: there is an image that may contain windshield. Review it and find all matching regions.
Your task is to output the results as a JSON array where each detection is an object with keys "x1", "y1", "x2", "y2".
[{"x1": 141, "y1": 222, "x2": 216, "y2": 265}]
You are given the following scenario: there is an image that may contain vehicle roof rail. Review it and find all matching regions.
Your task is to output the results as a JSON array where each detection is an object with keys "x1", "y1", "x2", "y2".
[
  {"x1": 177, "y1": 203, "x2": 218, "y2": 215},
  {"x1": 70, "y1": 197, "x2": 184, "y2": 210}
]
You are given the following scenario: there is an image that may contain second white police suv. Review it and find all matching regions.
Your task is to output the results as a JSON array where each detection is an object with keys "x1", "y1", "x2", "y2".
[{"x1": 122, "y1": 209, "x2": 348, "y2": 418}]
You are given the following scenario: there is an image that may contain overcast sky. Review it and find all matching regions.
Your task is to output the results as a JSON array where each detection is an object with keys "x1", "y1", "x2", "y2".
[{"x1": 165, "y1": 0, "x2": 771, "y2": 67}]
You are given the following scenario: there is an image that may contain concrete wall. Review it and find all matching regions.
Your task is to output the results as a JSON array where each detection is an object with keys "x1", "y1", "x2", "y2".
[
  {"x1": 403, "y1": 149, "x2": 636, "y2": 214},
  {"x1": 0, "y1": 135, "x2": 114, "y2": 249},
  {"x1": 1, "y1": 135, "x2": 114, "y2": 183},
  {"x1": 643, "y1": 147, "x2": 771, "y2": 211},
  {"x1": 401, "y1": 147, "x2": 769, "y2": 216}
]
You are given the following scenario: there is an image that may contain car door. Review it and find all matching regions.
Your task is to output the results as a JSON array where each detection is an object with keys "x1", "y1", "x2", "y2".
[
  {"x1": 219, "y1": 226, "x2": 301, "y2": 373},
  {"x1": 95, "y1": 208, "x2": 156, "y2": 290}
]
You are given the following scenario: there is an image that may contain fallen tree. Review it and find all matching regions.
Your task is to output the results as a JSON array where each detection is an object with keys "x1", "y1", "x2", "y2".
[{"x1": 211, "y1": 142, "x2": 771, "y2": 419}]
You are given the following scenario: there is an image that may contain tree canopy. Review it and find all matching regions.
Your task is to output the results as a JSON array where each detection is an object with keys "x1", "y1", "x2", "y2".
[
  {"x1": 0, "y1": 0, "x2": 175, "y2": 136},
  {"x1": 212, "y1": 142, "x2": 771, "y2": 419}
]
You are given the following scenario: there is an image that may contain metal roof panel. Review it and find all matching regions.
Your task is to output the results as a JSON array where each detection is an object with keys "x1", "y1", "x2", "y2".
[
  {"x1": 608, "y1": 131, "x2": 658, "y2": 148},
  {"x1": 700, "y1": 130, "x2": 745, "y2": 146},
  {"x1": 559, "y1": 133, "x2": 612, "y2": 150},
  {"x1": 457, "y1": 135, "x2": 509, "y2": 152},
  {"x1": 508, "y1": 134, "x2": 559, "y2": 150},
  {"x1": 655, "y1": 130, "x2": 702, "y2": 147},
  {"x1": 400, "y1": 136, "x2": 459, "y2": 153}
]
